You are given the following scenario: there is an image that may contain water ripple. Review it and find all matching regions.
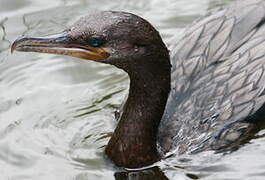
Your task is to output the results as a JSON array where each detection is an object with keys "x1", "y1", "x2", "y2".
[{"x1": 1, "y1": 0, "x2": 265, "y2": 180}]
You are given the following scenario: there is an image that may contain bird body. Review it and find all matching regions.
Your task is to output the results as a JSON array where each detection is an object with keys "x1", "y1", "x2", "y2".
[
  {"x1": 159, "y1": 0, "x2": 265, "y2": 155},
  {"x1": 11, "y1": 0, "x2": 265, "y2": 168}
]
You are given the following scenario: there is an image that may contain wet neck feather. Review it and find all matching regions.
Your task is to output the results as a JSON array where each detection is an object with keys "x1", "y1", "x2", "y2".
[{"x1": 105, "y1": 55, "x2": 171, "y2": 168}]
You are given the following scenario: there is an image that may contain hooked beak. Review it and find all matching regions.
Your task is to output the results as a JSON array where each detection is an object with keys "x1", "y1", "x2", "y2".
[{"x1": 11, "y1": 32, "x2": 110, "y2": 61}]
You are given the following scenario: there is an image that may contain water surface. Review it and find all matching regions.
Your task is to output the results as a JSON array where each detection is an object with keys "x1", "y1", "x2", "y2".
[{"x1": 1, "y1": 0, "x2": 265, "y2": 179}]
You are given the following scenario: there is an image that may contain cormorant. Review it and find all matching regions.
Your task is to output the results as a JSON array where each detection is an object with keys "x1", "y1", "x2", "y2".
[{"x1": 11, "y1": 0, "x2": 265, "y2": 168}]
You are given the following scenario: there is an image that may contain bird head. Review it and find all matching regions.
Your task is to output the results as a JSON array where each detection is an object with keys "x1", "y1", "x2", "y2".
[{"x1": 12, "y1": 11, "x2": 168, "y2": 72}]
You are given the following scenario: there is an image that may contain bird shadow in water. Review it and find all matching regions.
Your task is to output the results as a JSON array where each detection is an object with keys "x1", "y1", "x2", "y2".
[{"x1": 114, "y1": 166, "x2": 169, "y2": 180}]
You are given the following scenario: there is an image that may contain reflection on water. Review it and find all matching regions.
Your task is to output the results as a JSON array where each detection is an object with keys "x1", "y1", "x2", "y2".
[
  {"x1": 0, "y1": 18, "x2": 10, "y2": 60},
  {"x1": 1, "y1": 0, "x2": 265, "y2": 179}
]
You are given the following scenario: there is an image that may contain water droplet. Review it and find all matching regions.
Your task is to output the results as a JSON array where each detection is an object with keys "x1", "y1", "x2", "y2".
[{"x1": 16, "y1": 98, "x2": 23, "y2": 105}]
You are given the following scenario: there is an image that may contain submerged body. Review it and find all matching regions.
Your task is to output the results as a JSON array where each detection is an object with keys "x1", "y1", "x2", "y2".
[{"x1": 11, "y1": 0, "x2": 265, "y2": 168}]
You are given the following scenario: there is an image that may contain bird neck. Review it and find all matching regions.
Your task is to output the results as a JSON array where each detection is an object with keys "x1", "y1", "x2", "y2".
[{"x1": 105, "y1": 54, "x2": 171, "y2": 168}]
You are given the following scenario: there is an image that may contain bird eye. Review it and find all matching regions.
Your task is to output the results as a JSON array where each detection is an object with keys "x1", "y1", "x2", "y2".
[{"x1": 86, "y1": 37, "x2": 103, "y2": 47}]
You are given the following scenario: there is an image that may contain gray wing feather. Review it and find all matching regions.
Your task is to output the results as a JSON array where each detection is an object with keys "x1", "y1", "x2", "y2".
[{"x1": 158, "y1": 0, "x2": 265, "y2": 154}]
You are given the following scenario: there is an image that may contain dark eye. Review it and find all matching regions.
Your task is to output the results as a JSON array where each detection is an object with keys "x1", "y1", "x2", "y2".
[{"x1": 86, "y1": 37, "x2": 103, "y2": 47}]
